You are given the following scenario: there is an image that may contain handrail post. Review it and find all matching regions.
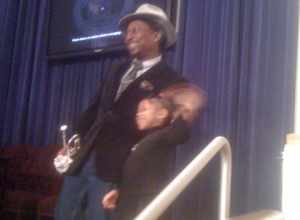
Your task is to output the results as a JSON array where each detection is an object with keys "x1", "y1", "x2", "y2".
[{"x1": 219, "y1": 138, "x2": 232, "y2": 220}]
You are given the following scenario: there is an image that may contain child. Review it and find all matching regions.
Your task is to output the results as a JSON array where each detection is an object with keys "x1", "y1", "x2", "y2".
[{"x1": 104, "y1": 83, "x2": 206, "y2": 220}]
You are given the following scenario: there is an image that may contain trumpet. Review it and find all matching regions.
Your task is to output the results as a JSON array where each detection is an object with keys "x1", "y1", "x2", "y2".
[{"x1": 53, "y1": 125, "x2": 81, "y2": 174}]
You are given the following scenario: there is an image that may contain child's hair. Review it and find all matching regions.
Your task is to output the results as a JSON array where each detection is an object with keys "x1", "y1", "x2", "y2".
[{"x1": 158, "y1": 83, "x2": 207, "y2": 124}]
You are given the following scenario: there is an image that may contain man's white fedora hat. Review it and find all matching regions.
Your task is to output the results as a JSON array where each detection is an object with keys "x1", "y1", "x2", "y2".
[{"x1": 119, "y1": 4, "x2": 176, "y2": 48}]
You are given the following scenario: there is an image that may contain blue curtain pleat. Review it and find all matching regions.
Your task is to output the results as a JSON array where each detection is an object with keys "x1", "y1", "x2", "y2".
[{"x1": 0, "y1": 0, "x2": 20, "y2": 144}]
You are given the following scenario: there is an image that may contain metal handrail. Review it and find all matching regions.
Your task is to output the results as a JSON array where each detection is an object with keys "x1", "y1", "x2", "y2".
[{"x1": 135, "y1": 136, "x2": 232, "y2": 220}]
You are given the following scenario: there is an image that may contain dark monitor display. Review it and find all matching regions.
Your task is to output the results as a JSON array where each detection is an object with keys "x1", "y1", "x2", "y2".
[{"x1": 48, "y1": 0, "x2": 178, "y2": 59}]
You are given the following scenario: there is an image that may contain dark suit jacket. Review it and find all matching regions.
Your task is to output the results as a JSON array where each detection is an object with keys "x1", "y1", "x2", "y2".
[
  {"x1": 114, "y1": 118, "x2": 189, "y2": 220},
  {"x1": 120, "y1": 117, "x2": 189, "y2": 194},
  {"x1": 65, "y1": 59, "x2": 186, "y2": 183}
]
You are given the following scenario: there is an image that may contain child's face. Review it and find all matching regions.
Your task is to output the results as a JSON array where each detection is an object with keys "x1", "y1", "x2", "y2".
[{"x1": 136, "y1": 98, "x2": 169, "y2": 130}]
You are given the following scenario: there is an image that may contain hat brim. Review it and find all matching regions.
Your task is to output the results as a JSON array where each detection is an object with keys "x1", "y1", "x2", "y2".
[{"x1": 119, "y1": 13, "x2": 176, "y2": 48}]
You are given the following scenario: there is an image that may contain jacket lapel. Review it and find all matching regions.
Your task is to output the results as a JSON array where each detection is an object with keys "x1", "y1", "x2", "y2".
[{"x1": 115, "y1": 60, "x2": 166, "y2": 101}]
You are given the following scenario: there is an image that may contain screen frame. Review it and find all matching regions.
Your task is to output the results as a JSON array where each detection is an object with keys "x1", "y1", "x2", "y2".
[{"x1": 46, "y1": 0, "x2": 180, "y2": 60}]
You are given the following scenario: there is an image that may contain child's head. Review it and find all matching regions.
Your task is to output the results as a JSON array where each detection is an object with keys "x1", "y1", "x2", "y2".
[
  {"x1": 135, "y1": 97, "x2": 173, "y2": 130},
  {"x1": 136, "y1": 83, "x2": 206, "y2": 130}
]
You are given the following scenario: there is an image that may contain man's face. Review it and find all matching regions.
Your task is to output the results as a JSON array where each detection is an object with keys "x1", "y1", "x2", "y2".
[
  {"x1": 124, "y1": 20, "x2": 161, "y2": 60},
  {"x1": 136, "y1": 98, "x2": 169, "y2": 130}
]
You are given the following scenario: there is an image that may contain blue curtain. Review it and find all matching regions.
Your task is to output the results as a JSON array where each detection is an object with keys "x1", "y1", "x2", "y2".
[
  {"x1": 0, "y1": 0, "x2": 297, "y2": 219},
  {"x1": 0, "y1": 0, "x2": 123, "y2": 146},
  {"x1": 174, "y1": 0, "x2": 297, "y2": 219}
]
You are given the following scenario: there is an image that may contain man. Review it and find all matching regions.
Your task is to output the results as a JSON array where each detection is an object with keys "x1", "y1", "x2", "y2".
[{"x1": 55, "y1": 4, "x2": 187, "y2": 220}]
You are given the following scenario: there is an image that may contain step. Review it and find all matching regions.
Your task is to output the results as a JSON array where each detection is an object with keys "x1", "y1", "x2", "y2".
[{"x1": 229, "y1": 210, "x2": 283, "y2": 220}]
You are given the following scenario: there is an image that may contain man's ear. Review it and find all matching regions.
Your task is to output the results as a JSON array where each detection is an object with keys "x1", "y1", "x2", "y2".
[{"x1": 154, "y1": 31, "x2": 162, "y2": 43}]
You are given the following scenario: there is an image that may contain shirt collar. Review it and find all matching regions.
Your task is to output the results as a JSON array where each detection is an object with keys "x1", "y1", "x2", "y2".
[
  {"x1": 133, "y1": 55, "x2": 162, "y2": 70},
  {"x1": 141, "y1": 55, "x2": 162, "y2": 69}
]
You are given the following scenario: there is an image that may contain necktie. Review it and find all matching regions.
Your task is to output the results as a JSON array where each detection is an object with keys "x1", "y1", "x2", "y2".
[{"x1": 115, "y1": 60, "x2": 143, "y2": 100}]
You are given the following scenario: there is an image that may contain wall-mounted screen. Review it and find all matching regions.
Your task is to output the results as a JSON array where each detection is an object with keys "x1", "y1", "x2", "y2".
[{"x1": 48, "y1": 0, "x2": 178, "y2": 59}]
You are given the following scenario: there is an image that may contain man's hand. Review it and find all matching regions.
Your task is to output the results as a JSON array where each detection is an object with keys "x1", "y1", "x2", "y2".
[
  {"x1": 57, "y1": 147, "x2": 68, "y2": 156},
  {"x1": 102, "y1": 189, "x2": 119, "y2": 210}
]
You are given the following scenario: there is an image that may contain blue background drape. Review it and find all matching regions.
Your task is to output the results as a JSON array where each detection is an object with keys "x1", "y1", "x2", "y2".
[{"x1": 0, "y1": 0, "x2": 297, "y2": 219}]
